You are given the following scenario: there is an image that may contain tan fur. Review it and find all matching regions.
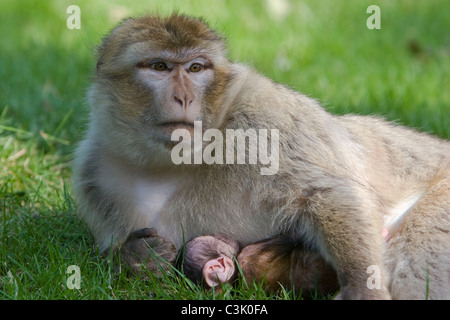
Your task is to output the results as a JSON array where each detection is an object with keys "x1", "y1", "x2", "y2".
[
  {"x1": 72, "y1": 13, "x2": 450, "y2": 299},
  {"x1": 237, "y1": 236, "x2": 339, "y2": 298}
]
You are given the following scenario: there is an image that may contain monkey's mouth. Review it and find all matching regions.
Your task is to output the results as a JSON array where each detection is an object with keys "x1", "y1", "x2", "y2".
[
  {"x1": 156, "y1": 121, "x2": 195, "y2": 137},
  {"x1": 158, "y1": 121, "x2": 195, "y2": 129}
]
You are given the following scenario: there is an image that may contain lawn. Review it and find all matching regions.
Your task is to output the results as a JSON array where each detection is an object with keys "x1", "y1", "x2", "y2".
[{"x1": 0, "y1": 0, "x2": 449, "y2": 300}]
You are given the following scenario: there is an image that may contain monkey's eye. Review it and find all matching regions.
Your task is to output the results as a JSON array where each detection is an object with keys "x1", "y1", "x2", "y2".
[
  {"x1": 150, "y1": 62, "x2": 169, "y2": 71},
  {"x1": 189, "y1": 63, "x2": 204, "y2": 73}
]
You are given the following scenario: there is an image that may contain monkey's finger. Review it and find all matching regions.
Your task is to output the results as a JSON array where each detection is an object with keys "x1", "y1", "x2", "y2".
[{"x1": 143, "y1": 234, "x2": 168, "y2": 247}]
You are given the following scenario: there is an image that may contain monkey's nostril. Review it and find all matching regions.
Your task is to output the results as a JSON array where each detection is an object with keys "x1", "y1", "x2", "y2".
[{"x1": 174, "y1": 96, "x2": 183, "y2": 106}]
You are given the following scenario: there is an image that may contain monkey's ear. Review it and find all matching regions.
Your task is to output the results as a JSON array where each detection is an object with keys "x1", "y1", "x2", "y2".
[{"x1": 202, "y1": 255, "x2": 235, "y2": 288}]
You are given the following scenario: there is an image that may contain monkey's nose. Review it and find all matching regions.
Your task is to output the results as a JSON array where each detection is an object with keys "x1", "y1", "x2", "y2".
[{"x1": 173, "y1": 95, "x2": 193, "y2": 109}]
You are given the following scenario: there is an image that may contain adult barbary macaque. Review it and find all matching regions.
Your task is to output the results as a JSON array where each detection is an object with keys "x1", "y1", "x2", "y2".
[{"x1": 73, "y1": 14, "x2": 450, "y2": 299}]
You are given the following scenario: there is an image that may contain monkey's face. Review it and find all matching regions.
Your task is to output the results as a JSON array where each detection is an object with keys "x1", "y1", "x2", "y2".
[
  {"x1": 134, "y1": 54, "x2": 214, "y2": 140},
  {"x1": 91, "y1": 14, "x2": 230, "y2": 161}
]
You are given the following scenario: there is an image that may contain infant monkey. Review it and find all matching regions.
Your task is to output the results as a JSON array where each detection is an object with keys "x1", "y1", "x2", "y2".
[
  {"x1": 182, "y1": 235, "x2": 240, "y2": 288},
  {"x1": 181, "y1": 235, "x2": 339, "y2": 297}
]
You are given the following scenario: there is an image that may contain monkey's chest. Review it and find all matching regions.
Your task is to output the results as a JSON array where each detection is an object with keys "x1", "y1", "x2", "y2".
[
  {"x1": 134, "y1": 177, "x2": 178, "y2": 228},
  {"x1": 134, "y1": 177, "x2": 274, "y2": 249}
]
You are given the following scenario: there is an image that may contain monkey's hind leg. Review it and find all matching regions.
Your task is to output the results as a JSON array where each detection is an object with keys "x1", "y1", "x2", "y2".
[{"x1": 386, "y1": 173, "x2": 450, "y2": 300}]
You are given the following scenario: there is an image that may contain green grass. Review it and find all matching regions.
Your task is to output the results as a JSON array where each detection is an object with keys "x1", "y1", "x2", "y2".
[{"x1": 0, "y1": 0, "x2": 449, "y2": 300}]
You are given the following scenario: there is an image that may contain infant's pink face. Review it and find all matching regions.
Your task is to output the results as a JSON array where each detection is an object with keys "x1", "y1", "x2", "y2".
[{"x1": 202, "y1": 254, "x2": 236, "y2": 288}]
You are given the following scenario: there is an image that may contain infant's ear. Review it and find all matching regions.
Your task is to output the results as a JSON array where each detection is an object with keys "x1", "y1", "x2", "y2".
[{"x1": 202, "y1": 255, "x2": 235, "y2": 288}]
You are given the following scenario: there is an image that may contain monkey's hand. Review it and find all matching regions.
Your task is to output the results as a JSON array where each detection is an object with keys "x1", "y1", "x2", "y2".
[{"x1": 115, "y1": 228, "x2": 177, "y2": 277}]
